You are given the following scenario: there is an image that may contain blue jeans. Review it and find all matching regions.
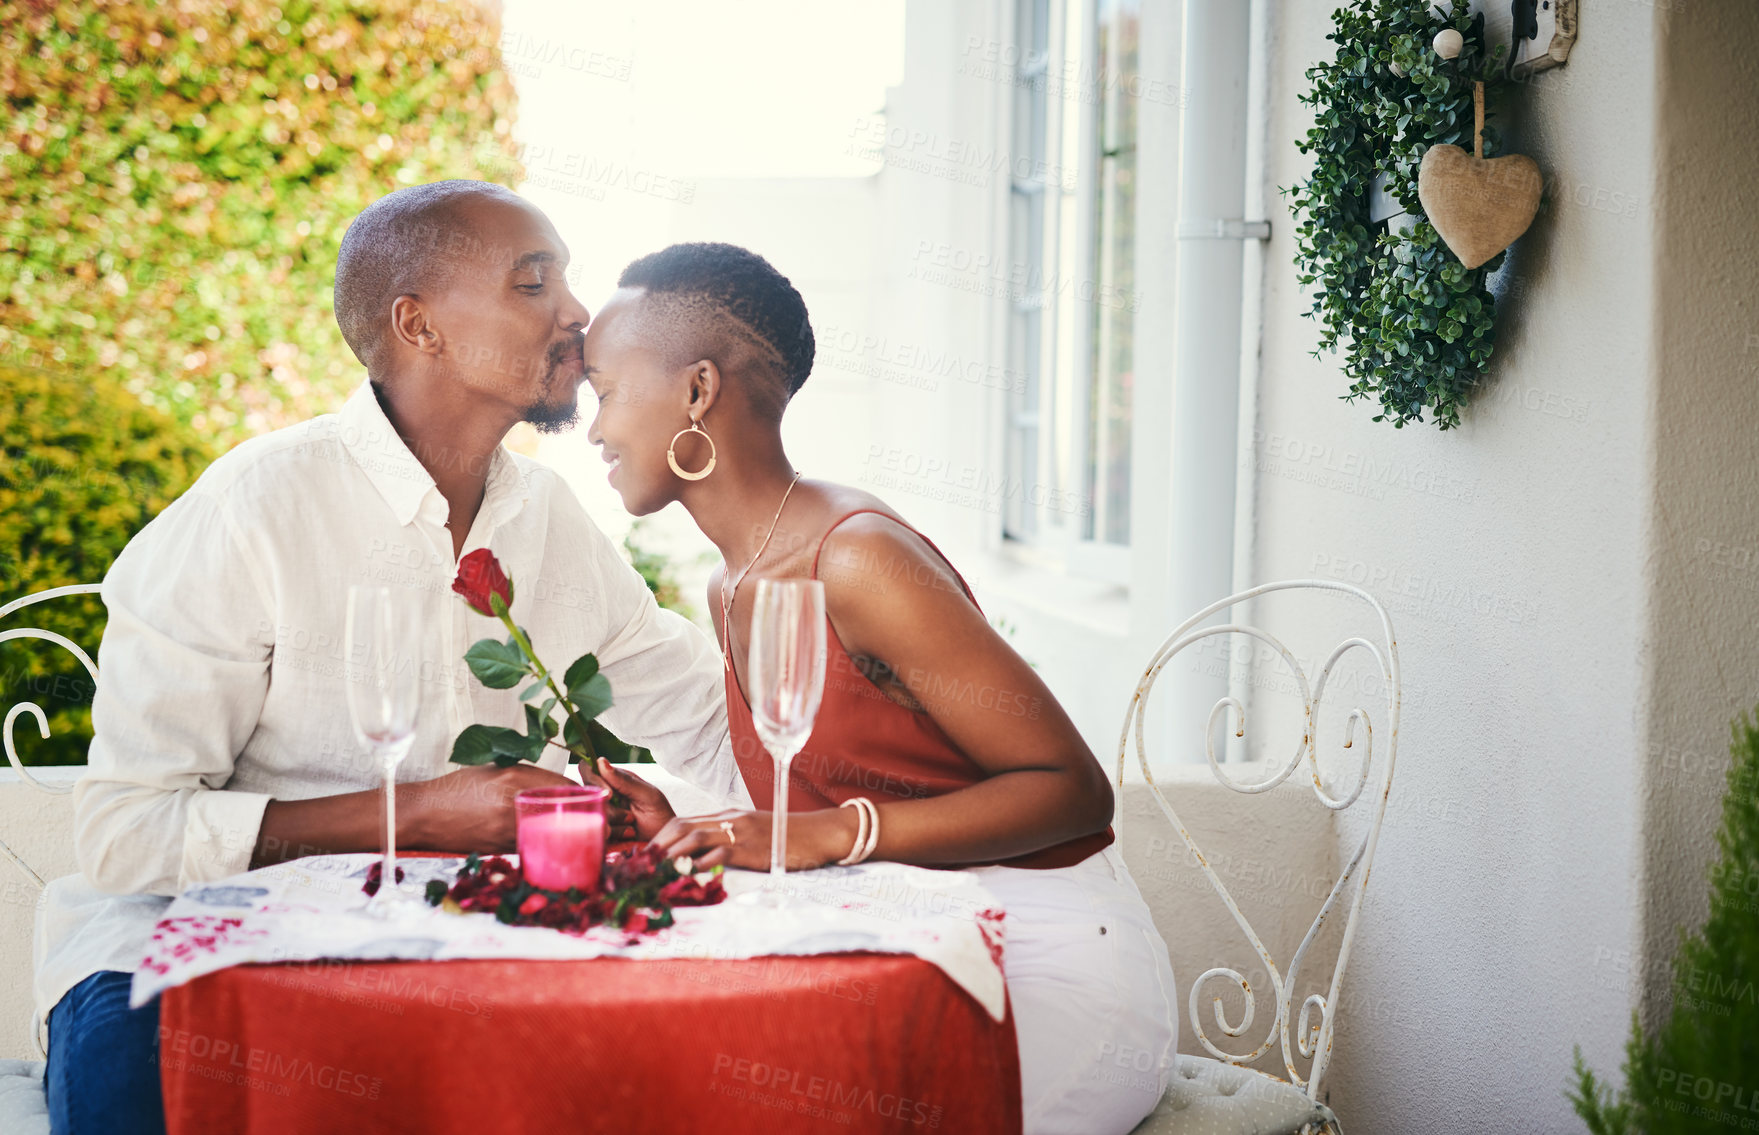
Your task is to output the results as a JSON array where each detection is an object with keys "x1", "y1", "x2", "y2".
[{"x1": 46, "y1": 971, "x2": 165, "y2": 1135}]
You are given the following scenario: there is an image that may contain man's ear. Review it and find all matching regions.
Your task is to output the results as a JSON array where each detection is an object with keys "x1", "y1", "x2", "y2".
[
  {"x1": 390, "y1": 295, "x2": 442, "y2": 357},
  {"x1": 687, "y1": 360, "x2": 722, "y2": 419}
]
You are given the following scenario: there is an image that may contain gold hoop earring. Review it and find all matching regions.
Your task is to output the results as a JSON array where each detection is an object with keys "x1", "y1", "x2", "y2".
[{"x1": 667, "y1": 420, "x2": 717, "y2": 481}]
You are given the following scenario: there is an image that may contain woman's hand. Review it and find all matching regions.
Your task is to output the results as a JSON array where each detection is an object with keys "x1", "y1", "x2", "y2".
[
  {"x1": 648, "y1": 807, "x2": 859, "y2": 872},
  {"x1": 594, "y1": 758, "x2": 676, "y2": 842}
]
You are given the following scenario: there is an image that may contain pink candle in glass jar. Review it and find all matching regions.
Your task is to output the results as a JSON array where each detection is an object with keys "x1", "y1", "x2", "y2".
[{"x1": 515, "y1": 786, "x2": 608, "y2": 893}]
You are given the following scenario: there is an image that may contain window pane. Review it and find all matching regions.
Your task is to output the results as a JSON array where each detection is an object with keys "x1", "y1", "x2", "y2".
[
  {"x1": 1004, "y1": 0, "x2": 1050, "y2": 542},
  {"x1": 1086, "y1": 0, "x2": 1138, "y2": 545}
]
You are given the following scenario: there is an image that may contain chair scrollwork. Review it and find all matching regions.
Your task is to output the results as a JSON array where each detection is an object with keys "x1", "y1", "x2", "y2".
[
  {"x1": 1116, "y1": 579, "x2": 1401, "y2": 1099},
  {"x1": 1, "y1": 584, "x2": 102, "y2": 887}
]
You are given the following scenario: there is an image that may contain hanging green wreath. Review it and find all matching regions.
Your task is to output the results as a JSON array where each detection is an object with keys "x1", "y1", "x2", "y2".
[{"x1": 1287, "y1": 1, "x2": 1511, "y2": 429}]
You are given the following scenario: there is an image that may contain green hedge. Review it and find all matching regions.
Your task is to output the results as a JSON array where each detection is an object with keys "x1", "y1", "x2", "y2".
[
  {"x1": 2, "y1": 0, "x2": 527, "y2": 761},
  {"x1": 623, "y1": 519, "x2": 698, "y2": 623},
  {"x1": 0, "y1": 0, "x2": 525, "y2": 442},
  {"x1": 1, "y1": 363, "x2": 208, "y2": 764}
]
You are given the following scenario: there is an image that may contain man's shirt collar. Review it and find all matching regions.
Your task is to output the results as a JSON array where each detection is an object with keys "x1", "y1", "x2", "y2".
[{"x1": 338, "y1": 381, "x2": 529, "y2": 530}]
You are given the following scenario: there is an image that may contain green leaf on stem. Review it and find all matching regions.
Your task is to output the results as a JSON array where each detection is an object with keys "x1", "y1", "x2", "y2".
[
  {"x1": 464, "y1": 638, "x2": 528, "y2": 690},
  {"x1": 569, "y1": 671, "x2": 614, "y2": 721},
  {"x1": 517, "y1": 679, "x2": 546, "y2": 702},
  {"x1": 451, "y1": 723, "x2": 532, "y2": 766},
  {"x1": 451, "y1": 726, "x2": 497, "y2": 766},
  {"x1": 563, "y1": 713, "x2": 597, "y2": 763},
  {"x1": 584, "y1": 718, "x2": 654, "y2": 764},
  {"x1": 563, "y1": 654, "x2": 600, "y2": 691},
  {"x1": 525, "y1": 702, "x2": 560, "y2": 742}
]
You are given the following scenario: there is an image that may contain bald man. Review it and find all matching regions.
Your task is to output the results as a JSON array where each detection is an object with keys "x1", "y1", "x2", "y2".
[{"x1": 38, "y1": 182, "x2": 739, "y2": 1134}]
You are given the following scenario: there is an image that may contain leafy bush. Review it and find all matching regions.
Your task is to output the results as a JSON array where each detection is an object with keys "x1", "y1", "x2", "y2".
[
  {"x1": 1570, "y1": 712, "x2": 1759, "y2": 1133},
  {"x1": 0, "y1": 0, "x2": 524, "y2": 442},
  {"x1": 1286, "y1": 0, "x2": 1509, "y2": 428},
  {"x1": 1, "y1": 363, "x2": 209, "y2": 764},
  {"x1": 624, "y1": 518, "x2": 699, "y2": 623}
]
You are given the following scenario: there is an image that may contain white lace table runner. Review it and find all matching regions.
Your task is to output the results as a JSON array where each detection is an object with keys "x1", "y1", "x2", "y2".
[{"x1": 130, "y1": 855, "x2": 1008, "y2": 1020}]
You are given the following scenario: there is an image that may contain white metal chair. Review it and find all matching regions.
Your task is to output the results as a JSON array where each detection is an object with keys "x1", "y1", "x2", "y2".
[{"x1": 1125, "y1": 580, "x2": 1401, "y2": 1135}]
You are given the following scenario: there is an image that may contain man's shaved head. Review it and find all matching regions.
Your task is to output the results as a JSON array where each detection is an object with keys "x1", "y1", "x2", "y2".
[
  {"x1": 333, "y1": 179, "x2": 522, "y2": 375},
  {"x1": 615, "y1": 242, "x2": 815, "y2": 420}
]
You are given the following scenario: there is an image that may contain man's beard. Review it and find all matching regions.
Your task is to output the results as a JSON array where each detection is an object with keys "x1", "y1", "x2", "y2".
[{"x1": 524, "y1": 340, "x2": 582, "y2": 435}]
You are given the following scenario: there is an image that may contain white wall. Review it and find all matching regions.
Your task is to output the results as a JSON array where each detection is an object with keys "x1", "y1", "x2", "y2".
[
  {"x1": 1639, "y1": 0, "x2": 1759, "y2": 1037},
  {"x1": 1251, "y1": 2, "x2": 1759, "y2": 1131}
]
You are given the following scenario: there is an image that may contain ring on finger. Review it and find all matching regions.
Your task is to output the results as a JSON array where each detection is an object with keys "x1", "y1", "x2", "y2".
[{"x1": 719, "y1": 820, "x2": 737, "y2": 845}]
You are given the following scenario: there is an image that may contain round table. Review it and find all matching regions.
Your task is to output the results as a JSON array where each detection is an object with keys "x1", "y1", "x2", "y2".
[{"x1": 158, "y1": 951, "x2": 1021, "y2": 1134}]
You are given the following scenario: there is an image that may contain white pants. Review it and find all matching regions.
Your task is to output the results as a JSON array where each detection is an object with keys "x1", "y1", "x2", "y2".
[{"x1": 968, "y1": 844, "x2": 1178, "y2": 1135}]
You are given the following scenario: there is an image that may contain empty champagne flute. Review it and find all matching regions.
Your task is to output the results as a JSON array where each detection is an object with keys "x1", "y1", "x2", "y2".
[
  {"x1": 743, "y1": 579, "x2": 827, "y2": 905},
  {"x1": 345, "y1": 584, "x2": 425, "y2": 917}
]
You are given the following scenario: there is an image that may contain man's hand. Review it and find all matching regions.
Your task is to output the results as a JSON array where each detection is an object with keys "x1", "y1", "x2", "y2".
[
  {"x1": 400, "y1": 764, "x2": 577, "y2": 853},
  {"x1": 594, "y1": 758, "x2": 676, "y2": 842}
]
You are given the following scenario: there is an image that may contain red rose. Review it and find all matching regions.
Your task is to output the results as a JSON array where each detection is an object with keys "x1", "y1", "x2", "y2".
[{"x1": 453, "y1": 549, "x2": 513, "y2": 617}]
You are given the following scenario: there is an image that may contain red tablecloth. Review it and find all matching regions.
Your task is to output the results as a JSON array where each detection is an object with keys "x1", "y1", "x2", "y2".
[{"x1": 159, "y1": 952, "x2": 1021, "y2": 1134}]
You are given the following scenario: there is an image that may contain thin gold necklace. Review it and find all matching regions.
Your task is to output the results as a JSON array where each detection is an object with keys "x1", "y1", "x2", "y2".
[{"x1": 720, "y1": 471, "x2": 804, "y2": 671}]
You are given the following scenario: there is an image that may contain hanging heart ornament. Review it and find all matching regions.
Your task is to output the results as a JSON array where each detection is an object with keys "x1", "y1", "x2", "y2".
[
  {"x1": 1418, "y1": 144, "x2": 1542, "y2": 269},
  {"x1": 1416, "y1": 56, "x2": 1542, "y2": 270}
]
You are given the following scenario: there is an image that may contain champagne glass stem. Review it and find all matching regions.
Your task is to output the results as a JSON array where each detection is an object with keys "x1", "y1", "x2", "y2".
[
  {"x1": 769, "y1": 751, "x2": 796, "y2": 878},
  {"x1": 380, "y1": 753, "x2": 398, "y2": 896}
]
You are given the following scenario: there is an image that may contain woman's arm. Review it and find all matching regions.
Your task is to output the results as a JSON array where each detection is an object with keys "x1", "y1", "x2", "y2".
[{"x1": 652, "y1": 514, "x2": 1113, "y2": 869}]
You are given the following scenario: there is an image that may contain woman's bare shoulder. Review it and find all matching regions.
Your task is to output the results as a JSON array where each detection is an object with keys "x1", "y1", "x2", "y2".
[
  {"x1": 813, "y1": 494, "x2": 963, "y2": 609},
  {"x1": 802, "y1": 480, "x2": 915, "y2": 533}
]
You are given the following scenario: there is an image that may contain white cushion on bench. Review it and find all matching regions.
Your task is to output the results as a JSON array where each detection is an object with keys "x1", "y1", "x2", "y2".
[{"x1": 0, "y1": 1058, "x2": 48, "y2": 1135}]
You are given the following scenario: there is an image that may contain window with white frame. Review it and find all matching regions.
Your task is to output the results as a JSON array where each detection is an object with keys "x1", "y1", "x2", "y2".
[{"x1": 1002, "y1": 0, "x2": 1140, "y2": 581}]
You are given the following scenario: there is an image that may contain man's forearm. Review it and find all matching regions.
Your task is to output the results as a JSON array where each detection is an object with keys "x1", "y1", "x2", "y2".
[
  {"x1": 250, "y1": 790, "x2": 390, "y2": 868},
  {"x1": 248, "y1": 766, "x2": 560, "y2": 868},
  {"x1": 252, "y1": 786, "x2": 471, "y2": 867}
]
